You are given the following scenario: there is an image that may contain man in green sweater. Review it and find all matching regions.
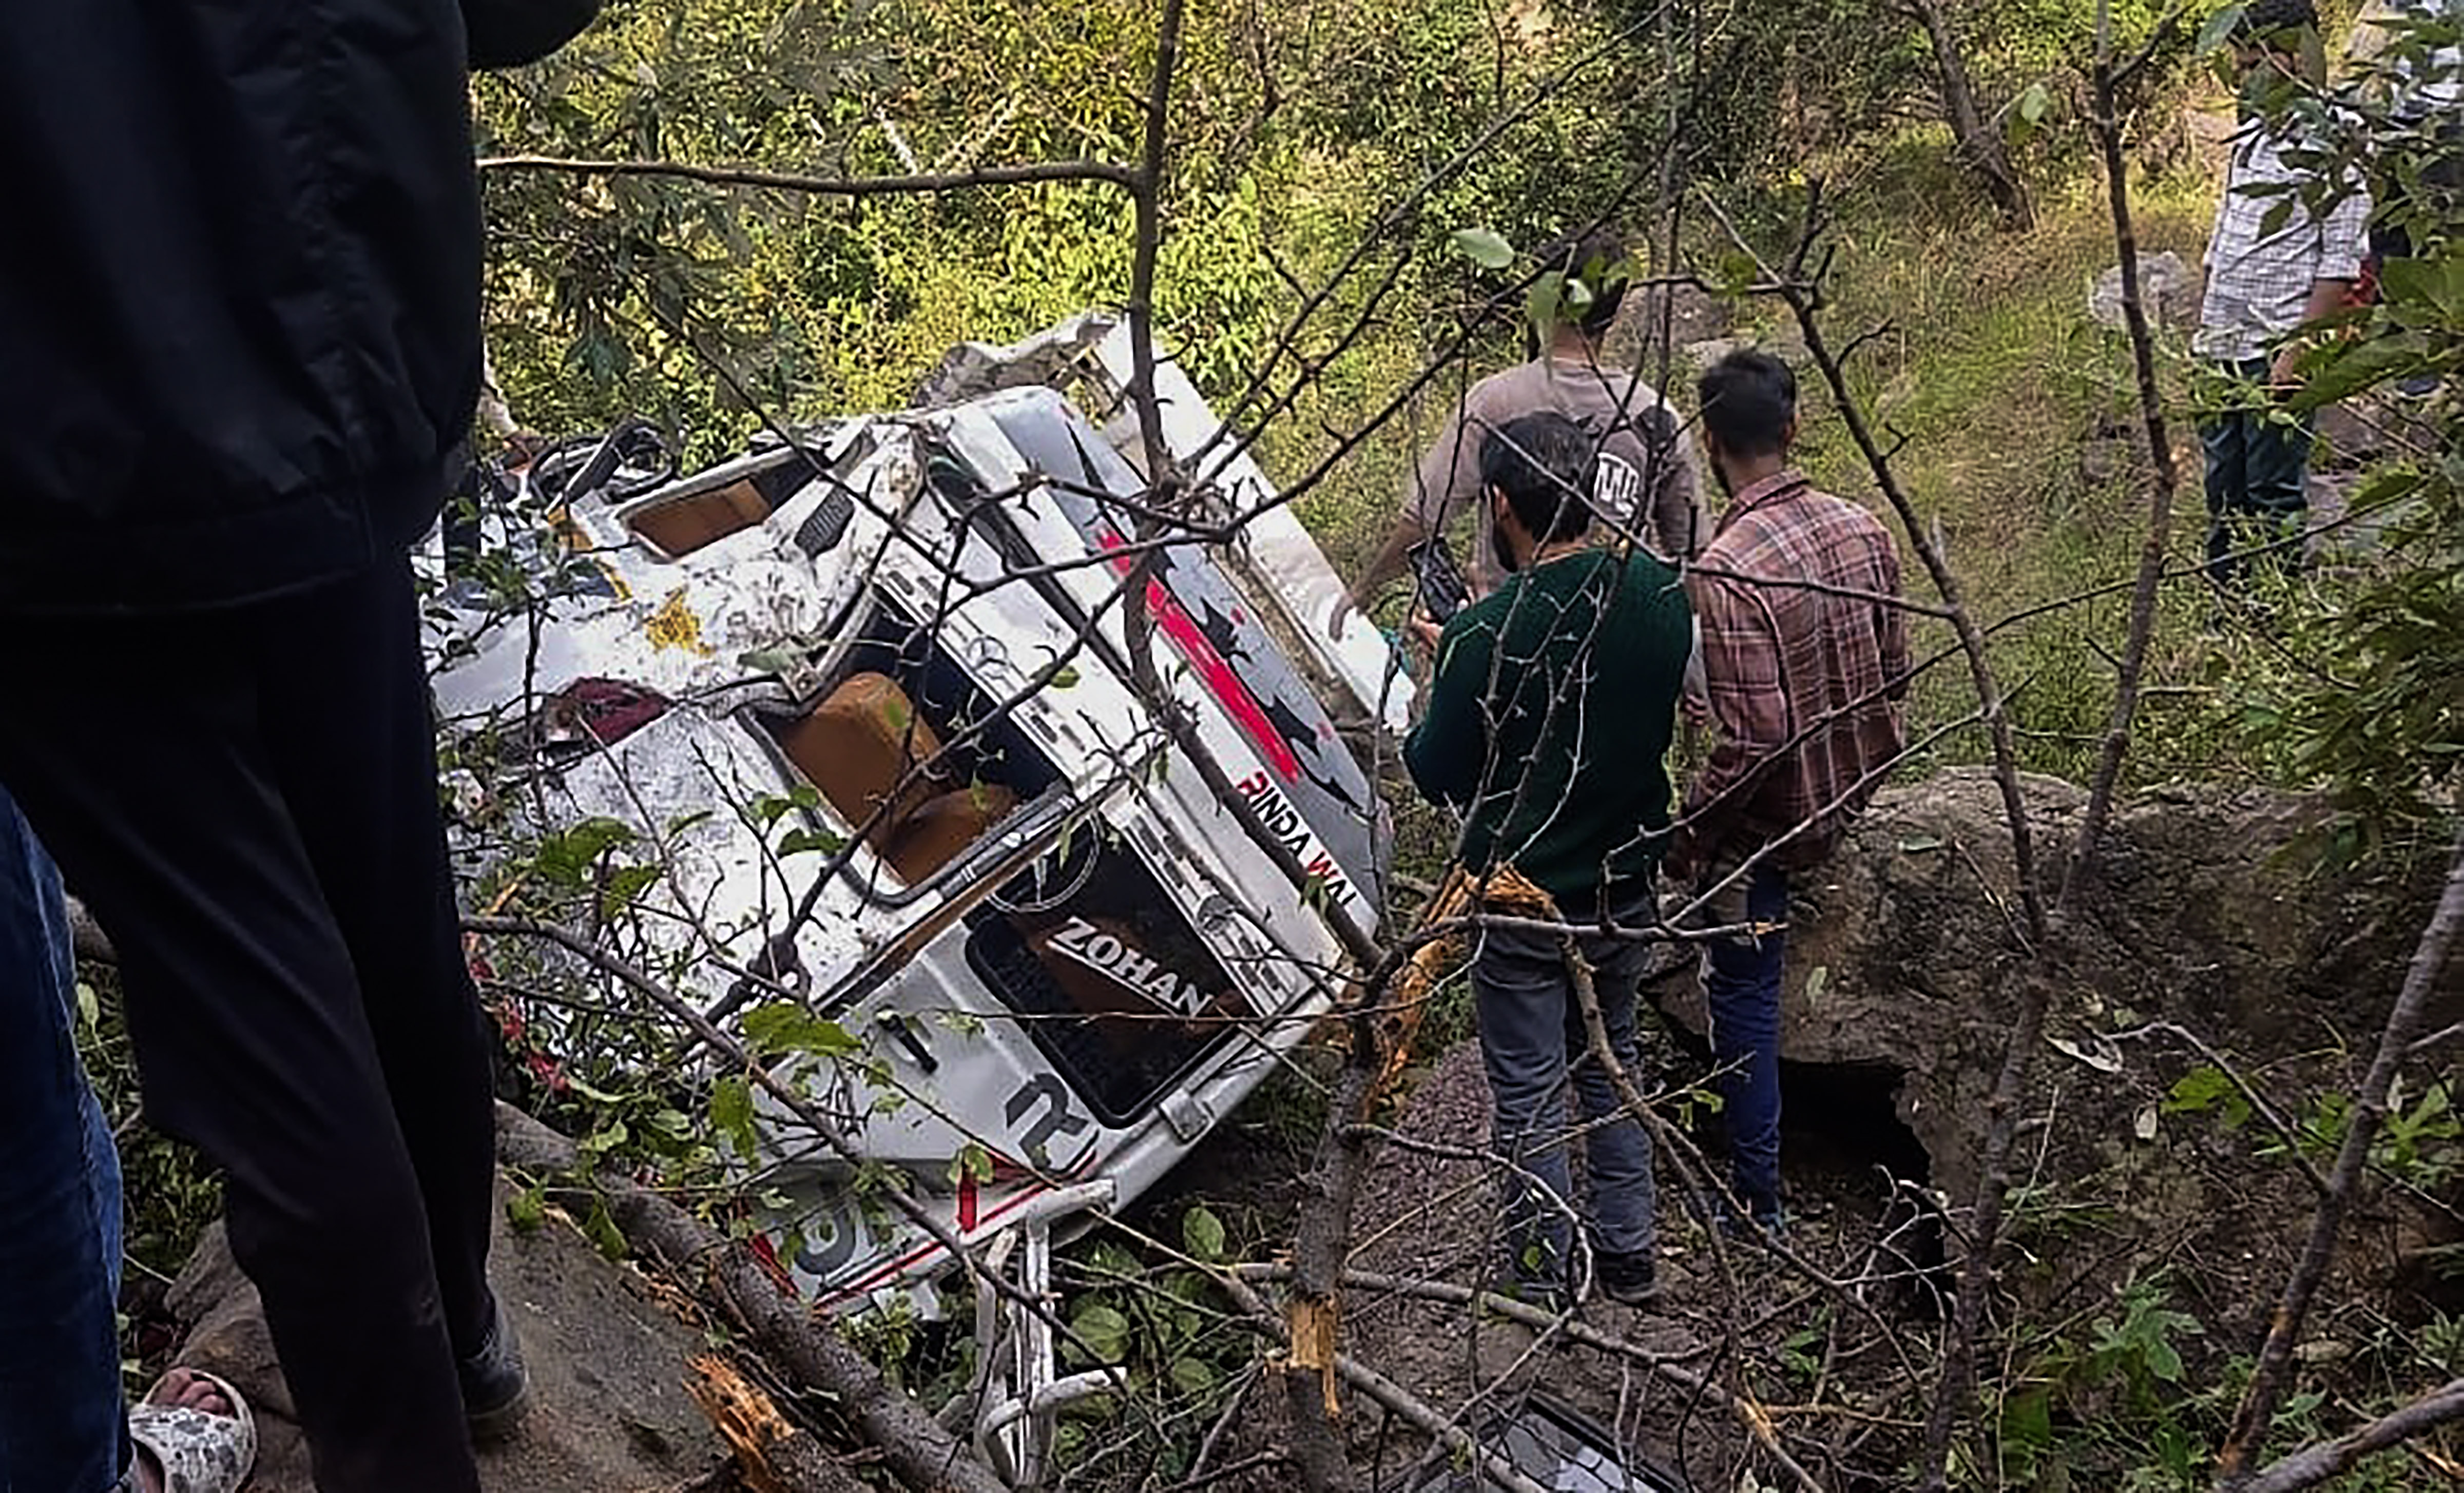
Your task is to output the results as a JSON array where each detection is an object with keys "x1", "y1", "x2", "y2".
[{"x1": 1404, "y1": 411, "x2": 1693, "y2": 1307}]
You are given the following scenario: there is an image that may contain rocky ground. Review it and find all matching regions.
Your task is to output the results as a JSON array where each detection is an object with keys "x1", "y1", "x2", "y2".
[
  {"x1": 151, "y1": 769, "x2": 2457, "y2": 1491},
  {"x1": 165, "y1": 1181, "x2": 729, "y2": 1492},
  {"x1": 1209, "y1": 769, "x2": 2459, "y2": 1489}
]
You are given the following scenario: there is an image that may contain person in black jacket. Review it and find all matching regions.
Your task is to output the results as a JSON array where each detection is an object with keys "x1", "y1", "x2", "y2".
[{"x1": 0, "y1": 3, "x2": 587, "y2": 1487}]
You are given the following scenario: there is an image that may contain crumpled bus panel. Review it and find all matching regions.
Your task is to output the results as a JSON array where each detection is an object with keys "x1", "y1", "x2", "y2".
[{"x1": 424, "y1": 321, "x2": 1397, "y2": 1309}]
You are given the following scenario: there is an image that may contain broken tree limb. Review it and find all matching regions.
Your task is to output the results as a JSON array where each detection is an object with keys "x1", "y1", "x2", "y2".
[
  {"x1": 1283, "y1": 1038, "x2": 1379, "y2": 1493},
  {"x1": 687, "y1": 1354, "x2": 867, "y2": 1493},
  {"x1": 1373, "y1": 868, "x2": 1473, "y2": 1100},
  {"x1": 2217, "y1": 827, "x2": 2464, "y2": 1485},
  {"x1": 1216, "y1": 1273, "x2": 1550, "y2": 1493},
  {"x1": 475, "y1": 153, "x2": 1138, "y2": 195},
  {"x1": 2235, "y1": 1376, "x2": 2464, "y2": 1493},
  {"x1": 493, "y1": 1102, "x2": 1010, "y2": 1493}
]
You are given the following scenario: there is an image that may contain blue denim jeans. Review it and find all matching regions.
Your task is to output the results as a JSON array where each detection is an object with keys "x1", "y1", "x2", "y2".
[
  {"x1": 1702, "y1": 862, "x2": 1791, "y2": 1214},
  {"x1": 2200, "y1": 356, "x2": 2314, "y2": 585},
  {"x1": 1470, "y1": 887, "x2": 1658, "y2": 1290},
  {"x1": 0, "y1": 787, "x2": 130, "y2": 1492}
]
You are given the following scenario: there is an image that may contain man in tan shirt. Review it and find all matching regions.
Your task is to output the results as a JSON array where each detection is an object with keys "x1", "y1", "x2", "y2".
[{"x1": 1333, "y1": 228, "x2": 1699, "y2": 636}]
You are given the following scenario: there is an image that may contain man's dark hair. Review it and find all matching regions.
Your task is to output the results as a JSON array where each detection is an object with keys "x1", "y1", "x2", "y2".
[
  {"x1": 1696, "y1": 349, "x2": 1798, "y2": 459},
  {"x1": 1533, "y1": 226, "x2": 1631, "y2": 338},
  {"x1": 1479, "y1": 412, "x2": 1596, "y2": 544},
  {"x1": 2234, "y1": 0, "x2": 2317, "y2": 43}
]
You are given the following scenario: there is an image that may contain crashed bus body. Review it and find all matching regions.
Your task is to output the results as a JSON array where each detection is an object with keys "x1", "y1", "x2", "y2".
[{"x1": 426, "y1": 315, "x2": 1408, "y2": 1312}]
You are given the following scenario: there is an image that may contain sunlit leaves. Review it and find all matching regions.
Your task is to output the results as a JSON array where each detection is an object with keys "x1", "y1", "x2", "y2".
[{"x1": 1449, "y1": 226, "x2": 1515, "y2": 270}]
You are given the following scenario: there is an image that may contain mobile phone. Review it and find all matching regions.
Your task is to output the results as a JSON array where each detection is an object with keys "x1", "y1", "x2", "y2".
[{"x1": 1408, "y1": 539, "x2": 1470, "y2": 623}]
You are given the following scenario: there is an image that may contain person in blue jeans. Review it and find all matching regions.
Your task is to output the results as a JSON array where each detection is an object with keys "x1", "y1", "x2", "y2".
[
  {"x1": 2, "y1": 789, "x2": 256, "y2": 1493},
  {"x1": 1403, "y1": 412, "x2": 1695, "y2": 1307},
  {"x1": 2194, "y1": 0, "x2": 2371, "y2": 585},
  {"x1": 1671, "y1": 353, "x2": 1910, "y2": 1240},
  {"x1": 0, "y1": 784, "x2": 130, "y2": 1492}
]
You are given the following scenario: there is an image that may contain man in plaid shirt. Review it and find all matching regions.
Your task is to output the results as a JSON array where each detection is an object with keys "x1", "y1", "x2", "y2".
[
  {"x1": 1667, "y1": 350, "x2": 1908, "y2": 1236},
  {"x1": 2197, "y1": 0, "x2": 2372, "y2": 583}
]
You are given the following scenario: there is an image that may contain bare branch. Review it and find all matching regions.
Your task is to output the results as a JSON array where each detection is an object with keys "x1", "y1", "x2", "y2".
[
  {"x1": 2217, "y1": 828, "x2": 2464, "y2": 1483},
  {"x1": 495, "y1": 1102, "x2": 1009, "y2": 1493},
  {"x1": 2107, "y1": 1022, "x2": 2330, "y2": 1196},
  {"x1": 2236, "y1": 1377, "x2": 2464, "y2": 1493},
  {"x1": 475, "y1": 153, "x2": 1138, "y2": 195},
  {"x1": 2062, "y1": 26, "x2": 2183, "y2": 901}
]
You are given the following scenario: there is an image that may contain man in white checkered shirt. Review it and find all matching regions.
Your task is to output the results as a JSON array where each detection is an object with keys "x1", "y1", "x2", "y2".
[{"x1": 2196, "y1": 0, "x2": 2371, "y2": 584}]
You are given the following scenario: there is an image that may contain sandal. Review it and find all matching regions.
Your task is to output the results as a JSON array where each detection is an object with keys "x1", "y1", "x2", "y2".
[{"x1": 126, "y1": 1369, "x2": 257, "y2": 1493}]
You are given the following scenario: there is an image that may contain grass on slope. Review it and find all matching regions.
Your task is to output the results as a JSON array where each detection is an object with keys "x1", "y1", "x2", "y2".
[{"x1": 1294, "y1": 124, "x2": 2260, "y2": 799}]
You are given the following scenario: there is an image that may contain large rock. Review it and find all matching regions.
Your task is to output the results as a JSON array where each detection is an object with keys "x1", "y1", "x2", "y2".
[
  {"x1": 166, "y1": 1178, "x2": 726, "y2": 1492},
  {"x1": 1604, "y1": 281, "x2": 1734, "y2": 372},
  {"x1": 2089, "y1": 251, "x2": 2201, "y2": 331}
]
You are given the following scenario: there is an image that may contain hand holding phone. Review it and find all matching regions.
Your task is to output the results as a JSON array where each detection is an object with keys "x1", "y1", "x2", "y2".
[{"x1": 1408, "y1": 539, "x2": 1470, "y2": 624}]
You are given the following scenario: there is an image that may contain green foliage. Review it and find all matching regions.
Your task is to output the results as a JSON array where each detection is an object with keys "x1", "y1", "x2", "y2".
[
  {"x1": 709, "y1": 1073, "x2": 759, "y2": 1161},
  {"x1": 2163, "y1": 1063, "x2": 2255, "y2": 1130},
  {"x1": 2087, "y1": 1280, "x2": 2203, "y2": 1399},
  {"x1": 475, "y1": 0, "x2": 1653, "y2": 470},
  {"x1": 741, "y1": 1001, "x2": 861, "y2": 1058},
  {"x1": 2374, "y1": 1077, "x2": 2463, "y2": 1190},
  {"x1": 1044, "y1": 1231, "x2": 1256, "y2": 1479},
  {"x1": 1450, "y1": 226, "x2": 1516, "y2": 271},
  {"x1": 528, "y1": 816, "x2": 637, "y2": 888},
  {"x1": 1622, "y1": 0, "x2": 2187, "y2": 217},
  {"x1": 1998, "y1": 1275, "x2": 2211, "y2": 1487},
  {"x1": 2261, "y1": 1078, "x2": 2464, "y2": 1191},
  {"x1": 1778, "y1": 1310, "x2": 1832, "y2": 1385},
  {"x1": 2183, "y1": 9, "x2": 2460, "y2": 846},
  {"x1": 1181, "y1": 1203, "x2": 1228, "y2": 1263}
]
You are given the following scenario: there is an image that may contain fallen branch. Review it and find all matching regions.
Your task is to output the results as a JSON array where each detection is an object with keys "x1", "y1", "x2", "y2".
[
  {"x1": 1231, "y1": 1264, "x2": 1825, "y2": 1493},
  {"x1": 475, "y1": 153, "x2": 1137, "y2": 195},
  {"x1": 1215, "y1": 1273, "x2": 1550, "y2": 1493},
  {"x1": 494, "y1": 1102, "x2": 1010, "y2": 1493},
  {"x1": 687, "y1": 1353, "x2": 868, "y2": 1493},
  {"x1": 2217, "y1": 827, "x2": 2464, "y2": 1483},
  {"x1": 2236, "y1": 1377, "x2": 2464, "y2": 1493}
]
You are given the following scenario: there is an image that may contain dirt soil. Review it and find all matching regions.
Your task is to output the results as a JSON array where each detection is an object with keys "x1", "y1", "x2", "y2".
[
  {"x1": 1265, "y1": 1039, "x2": 1930, "y2": 1491},
  {"x1": 163, "y1": 1178, "x2": 732, "y2": 1492}
]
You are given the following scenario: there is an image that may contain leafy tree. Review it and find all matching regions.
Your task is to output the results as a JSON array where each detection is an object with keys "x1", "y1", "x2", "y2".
[{"x1": 2222, "y1": 4, "x2": 2462, "y2": 846}]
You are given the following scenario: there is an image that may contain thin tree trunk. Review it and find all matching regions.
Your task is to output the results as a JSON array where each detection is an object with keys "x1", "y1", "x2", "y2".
[
  {"x1": 1905, "y1": 0, "x2": 2034, "y2": 228},
  {"x1": 2216, "y1": 828, "x2": 2464, "y2": 1484}
]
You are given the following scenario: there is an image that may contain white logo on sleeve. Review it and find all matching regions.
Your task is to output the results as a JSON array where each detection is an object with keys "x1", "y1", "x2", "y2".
[{"x1": 1592, "y1": 453, "x2": 1642, "y2": 525}]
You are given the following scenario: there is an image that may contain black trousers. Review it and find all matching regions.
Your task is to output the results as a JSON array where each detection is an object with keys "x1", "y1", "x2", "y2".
[{"x1": 0, "y1": 557, "x2": 494, "y2": 1493}]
